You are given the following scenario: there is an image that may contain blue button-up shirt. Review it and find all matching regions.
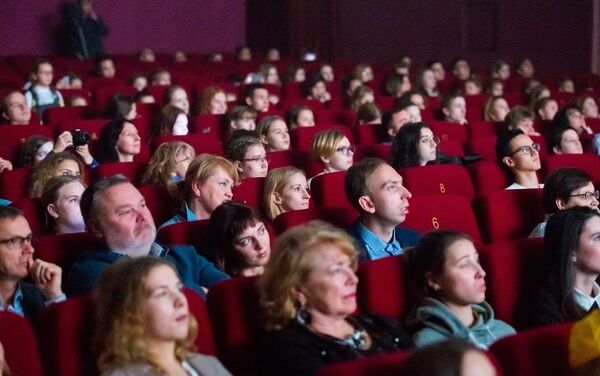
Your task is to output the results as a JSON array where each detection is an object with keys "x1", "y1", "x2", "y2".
[
  {"x1": 0, "y1": 283, "x2": 66, "y2": 317},
  {"x1": 354, "y1": 221, "x2": 403, "y2": 260}
]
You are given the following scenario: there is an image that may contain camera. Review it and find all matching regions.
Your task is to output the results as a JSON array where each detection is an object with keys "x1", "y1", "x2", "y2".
[{"x1": 70, "y1": 129, "x2": 91, "y2": 147}]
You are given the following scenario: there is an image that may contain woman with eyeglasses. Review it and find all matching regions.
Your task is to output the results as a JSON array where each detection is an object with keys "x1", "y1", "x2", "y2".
[
  {"x1": 308, "y1": 129, "x2": 354, "y2": 187},
  {"x1": 390, "y1": 122, "x2": 439, "y2": 169},
  {"x1": 224, "y1": 130, "x2": 270, "y2": 179},
  {"x1": 528, "y1": 206, "x2": 600, "y2": 327},
  {"x1": 529, "y1": 168, "x2": 599, "y2": 238},
  {"x1": 142, "y1": 141, "x2": 196, "y2": 186}
]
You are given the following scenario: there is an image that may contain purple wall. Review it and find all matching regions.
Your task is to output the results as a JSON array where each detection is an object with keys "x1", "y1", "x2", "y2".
[
  {"x1": 336, "y1": 0, "x2": 592, "y2": 74},
  {"x1": 0, "y1": 0, "x2": 246, "y2": 55}
]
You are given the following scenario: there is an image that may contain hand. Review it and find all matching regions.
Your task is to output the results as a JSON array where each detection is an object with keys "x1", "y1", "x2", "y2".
[
  {"x1": 75, "y1": 144, "x2": 94, "y2": 165},
  {"x1": 28, "y1": 259, "x2": 63, "y2": 301},
  {"x1": 0, "y1": 158, "x2": 12, "y2": 173},
  {"x1": 53, "y1": 131, "x2": 73, "y2": 153},
  {"x1": 0, "y1": 342, "x2": 5, "y2": 375}
]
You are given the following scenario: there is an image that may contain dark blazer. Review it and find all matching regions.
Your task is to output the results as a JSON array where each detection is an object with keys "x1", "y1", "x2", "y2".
[{"x1": 20, "y1": 282, "x2": 46, "y2": 324}]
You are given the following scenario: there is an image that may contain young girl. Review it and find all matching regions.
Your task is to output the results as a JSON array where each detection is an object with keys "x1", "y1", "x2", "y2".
[
  {"x1": 142, "y1": 141, "x2": 195, "y2": 186},
  {"x1": 406, "y1": 230, "x2": 515, "y2": 348},
  {"x1": 390, "y1": 123, "x2": 439, "y2": 169},
  {"x1": 24, "y1": 59, "x2": 64, "y2": 115},
  {"x1": 256, "y1": 116, "x2": 290, "y2": 152},
  {"x1": 40, "y1": 175, "x2": 86, "y2": 234}
]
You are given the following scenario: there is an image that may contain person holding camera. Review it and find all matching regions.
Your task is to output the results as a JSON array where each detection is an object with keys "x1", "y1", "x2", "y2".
[{"x1": 55, "y1": 129, "x2": 98, "y2": 168}]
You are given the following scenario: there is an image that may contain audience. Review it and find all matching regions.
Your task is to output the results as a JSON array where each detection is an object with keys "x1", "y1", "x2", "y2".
[
  {"x1": 484, "y1": 96, "x2": 510, "y2": 122},
  {"x1": 94, "y1": 55, "x2": 116, "y2": 79},
  {"x1": 406, "y1": 230, "x2": 515, "y2": 348},
  {"x1": 163, "y1": 85, "x2": 190, "y2": 114},
  {"x1": 65, "y1": 174, "x2": 229, "y2": 297},
  {"x1": 94, "y1": 257, "x2": 231, "y2": 375},
  {"x1": 244, "y1": 84, "x2": 270, "y2": 113},
  {"x1": 576, "y1": 94, "x2": 599, "y2": 119},
  {"x1": 548, "y1": 126, "x2": 584, "y2": 155},
  {"x1": 103, "y1": 93, "x2": 137, "y2": 121},
  {"x1": 228, "y1": 105, "x2": 258, "y2": 132},
  {"x1": 533, "y1": 97, "x2": 559, "y2": 121},
  {"x1": 150, "y1": 104, "x2": 189, "y2": 139},
  {"x1": 345, "y1": 158, "x2": 420, "y2": 261},
  {"x1": 496, "y1": 129, "x2": 543, "y2": 190},
  {"x1": 263, "y1": 167, "x2": 310, "y2": 220},
  {"x1": 441, "y1": 92, "x2": 467, "y2": 125},
  {"x1": 506, "y1": 106, "x2": 540, "y2": 137},
  {"x1": 40, "y1": 175, "x2": 86, "y2": 234},
  {"x1": 207, "y1": 202, "x2": 271, "y2": 277},
  {"x1": 258, "y1": 222, "x2": 411, "y2": 375}
]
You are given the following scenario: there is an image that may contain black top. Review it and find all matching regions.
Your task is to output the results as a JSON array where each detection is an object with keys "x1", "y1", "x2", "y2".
[
  {"x1": 528, "y1": 287, "x2": 593, "y2": 328},
  {"x1": 260, "y1": 313, "x2": 412, "y2": 376}
]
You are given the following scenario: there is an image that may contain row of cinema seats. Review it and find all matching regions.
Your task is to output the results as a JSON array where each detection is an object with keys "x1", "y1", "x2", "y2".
[{"x1": 0, "y1": 237, "x2": 575, "y2": 376}]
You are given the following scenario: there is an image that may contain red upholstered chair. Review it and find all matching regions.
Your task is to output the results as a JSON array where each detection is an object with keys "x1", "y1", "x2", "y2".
[
  {"x1": 92, "y1": 84, "x2": 137, "y2": 111},
  {"x1": 58, "y1": 119, "x2": 110, "y2": 141},
  {"x1": 314, "y1": 351, "x2": 411, "y2": 376},
  {"x1": 0, "y1": 312, "x2": 43, "y2": 376},
  {"x1": 138, "y1": 184, "x2": 179, "y2": 226},
  {"x1": 13, "y1": 197, "x2": 45, "y2": 235},
  {"x1": 153, "y1": 134, "x2": 223, "y2": 156},
  {"x1": 233, "y1": 177, "x2": 265, "y2": 210},
  {"x1": 356, "y1": 255, "x2": 410, "y2": 320},
  {"x1": 193, "y1": 114, "x2": 227, "y2": 139},
  {"x1": 35, "y1": 232, "x2": 103, "y2": 276},
  {"x1": 268, "y1": 149, "x2": 307, "y2": 169},
  {"x1": 282, "y1": 81, "x2": 304, "y2": 100},
  {"x1": 156, "y1": 219, "x2": 210, "y2": 254},
  {"x1": 475, "y1": 189, "x2": 544, "y2": 244},
  {"x1": 543, "y1": 153, "x2": 600, "y2": 183},
  {"x1": 310, "y1": 171, "x2": 354, "y2": 209},
  {"x1": 403, "y1": 194, "x2": 483, "y2": 246},
  {"x1": 438, "y1": 139, "x2": 465, "y2": 157},
  {"x1": 479, "y1": 238, "x2": 544, "y2": 329},
  {"x1": 490, "y1": 323, "x2": 573, "y2": 376},
  {"x1": 91, "y1": 161, "x2": 147, "y2": 186},
  {"x1": 353, "y1": 123, "x2": 388, "y2": 145},
  {"x1": 429, "y1": 121, "x2": 469, "y2": 146},
  {"x1": 315, "y1": 109, "x2": 357, "y2": 127},
  {"x1": 281, "y1": 98, "x2": 327, "y2": 113},
  {"x1": 467, "y1": 160, "x2": 511, "y2": 194},
  {"x1": 399, "y1": 164, "x2": 475, "y2": 201},
  {"x1": 0, "y1": 167, "x2": 31, "y2": 202},
  {"x1": 43, "y1": 105, "x2": 95, "y2": 130},
  {"x1": 0, "y1": 143, "x2": 19, "y2": 164},
  {"x1": 272, "y1": 207, "x2": 359, "y2": 235},
  {"x1": 0, "y1": 124, "x2": 53, "y2": 145},
  {"x1": 354, "y1": 143, "x2": 392, "y2": 161},
  {"x1": 469, "y1": 136, "x2": 498, "y2": 160},
  {"x1": 467, "y1": 121, "x2": 498, "y2": 140},
  {"x1": 206, "y1": 276, "x2": 264, "y2": 376},
  {"x1": 291, "y1": 125, "x2": 354, "y2": 152}
]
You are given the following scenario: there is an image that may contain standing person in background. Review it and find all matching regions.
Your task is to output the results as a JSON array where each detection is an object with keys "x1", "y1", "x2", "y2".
[{"x1": 66, "y1": 0, "x2": 109, "y2": 59}]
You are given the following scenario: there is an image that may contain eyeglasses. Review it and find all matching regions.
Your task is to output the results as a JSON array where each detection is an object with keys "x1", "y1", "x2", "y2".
[
  {"x1": 570, "y1": 191, "x2": 600, "y2": 201},
  {"x1": 509, "y1": 143, "x2": 540, "y2": 156},
  {"x1": 336, "y1": 145, "x2": 356, "y2": 156},
  {"x1": 0, "y1": 234, "x2": 35, "y2": 249},
  {"x1": 420, "y1": 136, "x2": 440, "y2": 146},
  {"x1": 243, "y1": 155, "x2": 271, "y2": 164}
]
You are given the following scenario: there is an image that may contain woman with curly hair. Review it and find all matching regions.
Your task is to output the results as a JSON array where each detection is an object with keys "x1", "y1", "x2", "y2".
[
  {"x1": 142, "y1": 141, "x2": 195, "y2": 186},
  {"x1": 94, "y1": 256, "x2": 231, "y2": 375},
  {"x1": 30, "y1": 152, "x2": 84, "y2": 198}
]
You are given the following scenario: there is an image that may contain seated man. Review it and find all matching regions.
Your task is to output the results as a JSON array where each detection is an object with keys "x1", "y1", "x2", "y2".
[
  {"x1": 506, "y1": 105, "x2": 540, "y2": 137},
  {"x1": 496, "y1": 129, "x2": 543, "y2": 190},
  {"x1": 383, "y1": 103, "x2": 421, "y2": 140},
  {"x1": 244, "y1": 84, "x2": 270, "y2": 113},
  {"x1": 0, "y1": 206, "x2": 65, "y2": 322},
  {"x1": 345, "y1": 158, "x2": 420, "y2": 261},
  {"x1": 1, "y1": 91, "x2": 32, "y2": 125},
  {"x1": 441, "y1": 92, "x2": 467, "y2": 125},
  {"x1": 65, "y1": 174, "x2": 229, "y2": 297}
]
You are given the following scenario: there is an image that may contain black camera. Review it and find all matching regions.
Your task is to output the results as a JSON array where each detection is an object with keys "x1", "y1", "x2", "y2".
[{"x1": 70, "y1": 129, "x2": 91, "y2": 147}]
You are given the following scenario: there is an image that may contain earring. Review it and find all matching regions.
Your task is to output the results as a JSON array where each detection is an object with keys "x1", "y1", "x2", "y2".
[{"x1": 295, "y1": 303, "x2": 311, "y2": 326}]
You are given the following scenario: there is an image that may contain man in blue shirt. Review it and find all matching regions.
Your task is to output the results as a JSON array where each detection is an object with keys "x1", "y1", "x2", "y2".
[
  {"x1": 66, "y1": 174, "x2": 229, "y2": 297},
  {"x1": 0, "y1": 206, "x2": 65, "y2": 322},
  {"x1": 345, "y1": 158, "x2": 420, "y2": 261}
]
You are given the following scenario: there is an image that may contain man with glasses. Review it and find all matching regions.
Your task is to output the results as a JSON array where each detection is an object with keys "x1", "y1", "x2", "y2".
[
  {"x1": 0, "y1": 206, "x2": 65, "y2": 322},
  {"x1": 496, "y1": 129, "x2": 544, "y2": 190},
  {"x1": 345, "y1": 158, "x2": 420, "y2": 261}
]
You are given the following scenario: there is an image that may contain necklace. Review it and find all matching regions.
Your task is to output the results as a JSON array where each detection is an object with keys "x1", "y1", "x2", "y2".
[{"x1": 340, "y1": 327, "x2": 369, "y2": 351}]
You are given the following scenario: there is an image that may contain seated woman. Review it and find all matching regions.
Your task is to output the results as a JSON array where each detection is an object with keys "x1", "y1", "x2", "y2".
[
  {"x1": 163, "y1": 85, "x2": 190, "y2": 115},
  {"x1": 142, "y1": 141, "x2": 196, "y2": 186},
  {"x1": 530, "y1": 168, "x2": 598, "y2": 237},
  {"x1": 103, "y1": 93, "x2": 137, "y2": 121},
  {"x1": 224, "y1": 131, "x2": 269, "y2": 179},
  {"x1": 40, "y1": 175, "x2": 86, "y2": 234},
  {"x1": 287, "y1": 105, "x2": 315, "y2": 129},
  {"x1": 554, "y1": 106, "x2": 594, "y2": 141},
  {"x1": 484, "y1": 96, "x2": 510, "y2": 122},
  {"x1": 263, "y1": 167, "x2": 310, "y2": 220},
  {"x1": 417, "y1": 68, "x2": 439, "y2": 97},
  {"x1": 576, "y1": 94, "x2": 599, "y2": 119},
  {"x1": 350, "y1": 85, "x2": 375, "y2": 112},
  {"x1": 150, "y1": 105, "x2": 189, "y2": 141},
  {"x1": 390, "y1": 122, "x2": 439, "y2": 169},
  {"x1": 548, "y1": 126, "x2": 584, "y2": 155},
  {"x1": 197, "y1": 86, "x2": 227, "y2": 115},
  {"x1": 259, "y1": 63, "x2": 281, "y2": 86},
  {"x1": 529, "y1": 207, "x2": 600, "y2": 327},
  {"x1": 95, "y1": 257, "x2": 231, "y2": 376},
  {"x1": 207, "y1": 201, "x2": 271, "y2": 277},
  {"x1": 96, "y1": 119, "x2": 141, "y2": 163},
  {"x1": 161, "y1": 154, "x2": 238, "y2": 228},
  {"x1": 258, "y1": 222, "x2": 412, "y2": 376},
  {"x1": 30, "y1": 152, "x2": 84, "y2": 198},
  {"x1": 308, "y1": 129, "x2": 354, "y2": 185},
  {"x1": 406, "y1": 230, "x2": 515, "y2": 348},
  {"x1": 256, "y1": 116, "x2": 290, "y2": 152}
]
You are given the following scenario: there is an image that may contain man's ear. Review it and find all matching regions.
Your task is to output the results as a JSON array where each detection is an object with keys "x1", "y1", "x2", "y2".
[
  {"x1": 245, "y1": 97, "x2": 252, "y2": 106},
  {"x1": 88, "y1": 220, "x2": 104, "y2": 239},
  {"x1": 291, "y1": 285, "x2": 307, "y2": 306},
  {"x1": 387, "y1": 127, "x2": 397, "y2": 139},
  {"x1": 358, "y1": 195, "x2": 375, "y2": 214},
  {"x1": 46, "y1": 204, "x2": 59, "y2": 219},
  {"x1": 502, "y1": 156, "x2": 515, "y2": 168},
  {"x1": 320, "y1": 155, "x2": 330, "y2": 165},
  {"x1": 1, "y1": 111, "x2": 9, "y2": 121}
]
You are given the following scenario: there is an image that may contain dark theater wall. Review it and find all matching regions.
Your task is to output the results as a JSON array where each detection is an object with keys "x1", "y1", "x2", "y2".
[{"x1": 0, "y1": 0, "x2": 246, "y2": 56}]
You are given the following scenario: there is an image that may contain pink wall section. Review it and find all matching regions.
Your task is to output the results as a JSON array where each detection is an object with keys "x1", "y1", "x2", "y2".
[{"x1": 0, "y1": 0, "x2": 246, "y2": 55}]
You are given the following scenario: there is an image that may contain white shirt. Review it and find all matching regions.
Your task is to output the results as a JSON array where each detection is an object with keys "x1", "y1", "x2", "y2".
[
  {"x1": 573, "y1": 282, "x2": 600, "y2": 311},
  {"x1": 505, "y1": 183, "x2": 544, "y2": 190}
]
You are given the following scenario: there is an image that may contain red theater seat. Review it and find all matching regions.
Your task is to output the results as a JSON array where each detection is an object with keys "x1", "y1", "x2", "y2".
[
  {"x1": 429, "y1": 121, "x2": 469, "y2": 146},
  {"x1": 0, "y1": 124, "x2": 53, "y2": 145},
  {"x1": 233, "y1": 177, "x2": 265, "y2": 209},
  {"x1": 93, "y1": 84, "x2": 137, "y2": 110},
  {"x1": 310, "y1": 171, "x2": 354, "y2": 209},
  {"x1": 281, "y1": 98, "x2": 327, "y2": 113},
  {"x1": 467, "y1": 160, "x2": 511, "y2": 194},
  {"x1": 43, "y1": 105, "x2": 95, "y2": 130},
  {"x1": 291, "y1": 125, "x2": 354, "y2": 152},
  {"x1": 479, "y1": 237, "x2": 544, "y2": 328},
  {"x1": 153, "y1": 134, "x2": 223, "y2": 156},
  {"x1": 315, "y1": 351, "x2": 410, "y2": 376},
  {"x1": 399, "y1": 164, "x2": 475, "y2": 201},
  {"x1": 403, "y1": 194, "x2": 483, "y2": 246},
  {"x1": 0, "y1": 167, "x2": 31, "y2": 202},
  {"x1": 475, "y1": 189, "x2": 544, "y2": 243},
  {"x1": 543, "y1": 153, "x2": 600, "y2": 183},
  {"x1": 272, "y1": 207, "x2": 359, "y2": 235},
  {"x1": 13, "y1": 197, "x2": 45, "y2": 235},
  {"x1": 315, "y1": 109, "x2": 357, "y2": 127},
  {"x1": 0, "y1": 312, "x2": 43, "y2": 376},
  {"x1": 156, "y1": 219, "x2": 210, "y2": 255},
  {"x1": 206, "y1": 276, "x2": 263, "y2": 376},
  {"x1": 354, "y1": 143, "x2": 391, "y2": 160},
  {"x1": 490, "y1": 323, "x2": 573, "y2": 376},
  {"x1": 138, "y1": 183, "x2": 179, "y2": 226},
  {"x1": 91, "y1": 161, "x2": 147, "y2": 186},
  {"x1": 35, "y1": 232, "x2": 103, "y2": 276},
  {"x1": 268, "y1": 149, "x2": 307, "y2": 170},
  {"x1": 353, "y1": 123, "x2": 388, "y2": 144}
]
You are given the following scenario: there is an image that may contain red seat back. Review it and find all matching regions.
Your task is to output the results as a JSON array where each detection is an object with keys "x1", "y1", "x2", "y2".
[
  {"x1": 315, "y1": 109, "x2": 357, "y2": 127},
  {"x1": 467, "y1": 160, "x2": 511, "y2": 194},
  {"x1": 43, "y1": 105, "x2": 94, "y2": 130},
  {"x1": 153, "y1": 134, "x2": 223, "y2": 156},
  {"x1": 35, "y1": 232, "x2": 103, "y2": 276},
  {"x1": 0, "y1": 312, "x2": 43, "y2": 376},
  {"x1": 232, "y1": 177, "x2": 265, "y2": 210},
  {"x1": 138, "y1": 184, "x2": 179, "y2": 226},
  {"x1": 156, "y1": 219, "x2": 210, "y2": 253},
  {"x1": 0, "y1": 167, "x2": 31, "y2": 202},
  {"x1": 544, "y1": 154, "x2": 600, "y2": 183},
  {"x1": 310, "y1": 171, "x2": 354, "y2": 209},
  {"x1": 272, "y1": 207, "x2": 359, "y2": 235},
  {"x1": 291, "y1": 125, "x2": 354, "y2": 152},
  {"x1": 91, "y1": 161, "x2": 147, "y2": 186},
  {"x1": 0, "y1": 124, "x2": 53, "y2": 145},
  {"x1": 354, "y1": 143, "x2": 392, "y2": 161},
  {"x1": 475, "y1": 189, "x2": 544, "y2": 243},
  {"x1": 429, "y1": 121, "x2": 469, "y2": 146},
  {"x1": 353, "y1": 123, "x2": 388, "y2": 144},
  {"x1": 400, "y1": 164, "x2": 475, "y2": 201}
]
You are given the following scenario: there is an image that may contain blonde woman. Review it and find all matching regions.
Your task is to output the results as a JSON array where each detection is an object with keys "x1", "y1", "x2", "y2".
[
  {"x1": 95, "y1": 257, "x2": 231, "y2": 376},
  {"x1": 143, "y1": 142, "x2": 196, "y2": 186},
  {"x1": 308, "y1": 129, "x2": 354, "y2": 186},
  {"x1": 30, "y1": 152, "x2": 84, "y2": 198},
  {"x1": 263, "y1": 167, "x2": 310, "y2": 220}
]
